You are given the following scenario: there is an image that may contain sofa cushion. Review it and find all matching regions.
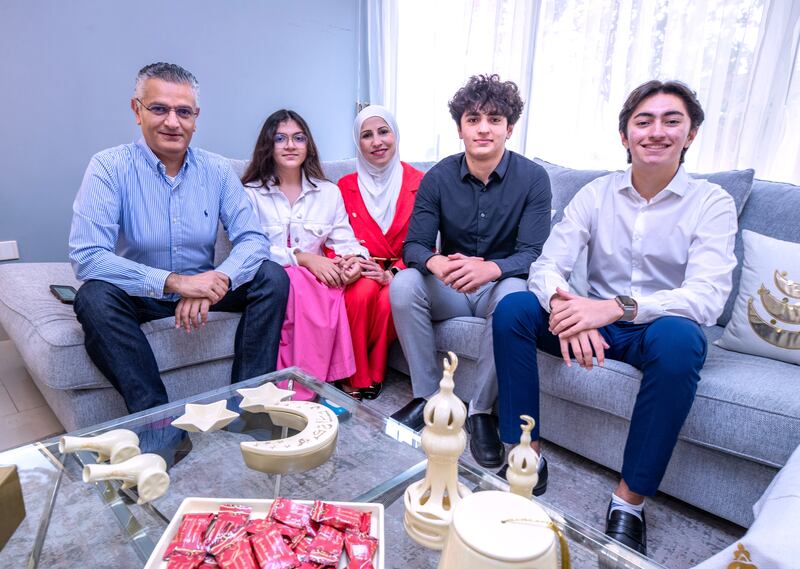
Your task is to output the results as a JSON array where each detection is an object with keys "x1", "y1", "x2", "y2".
[
  {"x1": 538, "y1": 325, "x2": 800, "y2": 468},
  {"x1": 0, "y1": 263, "x2": 239, "y2": 390},
  {"x1": 716, "y1": 230, "x2": 800, "y2": 365},
  {"x1": 720, "y1": 178, "x2": 800, "y2": 325},
  {"x1": 533, "y1": 158, "x2": 610, "y2": 224}
]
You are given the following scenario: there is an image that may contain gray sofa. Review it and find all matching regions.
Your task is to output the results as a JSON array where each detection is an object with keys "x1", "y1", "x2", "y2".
[
  {"x1": 388, "y1": 159, "x2": 800, "y2": 529},
  {"x1": 0, "y1": 157, "x2": 797, "y2": 529}
]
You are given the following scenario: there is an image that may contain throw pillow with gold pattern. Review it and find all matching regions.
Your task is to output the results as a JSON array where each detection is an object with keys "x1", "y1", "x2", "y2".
[{"x1": 716, "y1": 230, "x2": 800, "y2": 365}]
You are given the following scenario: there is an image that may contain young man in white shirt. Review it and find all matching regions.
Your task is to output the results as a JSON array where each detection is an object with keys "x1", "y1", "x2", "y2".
[{"x1": 492, "y1": 80, "x2": 737, "y2": 555}]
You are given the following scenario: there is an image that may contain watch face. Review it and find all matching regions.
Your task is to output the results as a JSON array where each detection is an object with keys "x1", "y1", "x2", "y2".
[{"x1": 618, "y1": 295, "x2": 635, "y2": 307}]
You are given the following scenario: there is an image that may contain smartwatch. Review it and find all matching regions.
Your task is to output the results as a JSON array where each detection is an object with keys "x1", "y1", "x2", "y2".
[
  {"x1": 389, "y1": 266, "x2": 401, "y2": 277},
  {"x1": 615, "y1": 295, "x2": 637, "y2": 322}
]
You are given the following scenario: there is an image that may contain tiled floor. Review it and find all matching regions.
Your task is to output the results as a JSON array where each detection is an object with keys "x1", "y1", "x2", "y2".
[{"x1": 0, "y1": 340, "x2": 64, "y2": 451}]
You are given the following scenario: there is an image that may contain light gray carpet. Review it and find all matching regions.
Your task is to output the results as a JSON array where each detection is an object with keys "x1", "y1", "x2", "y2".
[{"x1": 367, "y1": 369, "x2": 746, "y2": 569}]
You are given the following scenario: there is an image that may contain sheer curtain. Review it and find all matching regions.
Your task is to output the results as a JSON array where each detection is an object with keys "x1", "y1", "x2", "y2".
[
  {"x1": 365, "y1": 0, "x2": 540, "y2": 161},
  {"x1": 371, "y1": 0, "x2": 800, "y2": 184}
]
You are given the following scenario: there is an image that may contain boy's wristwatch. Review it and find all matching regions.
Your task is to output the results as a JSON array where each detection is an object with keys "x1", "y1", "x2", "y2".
[{"x1": 615, "y1": 295, "x2": 637, "y2": 322}]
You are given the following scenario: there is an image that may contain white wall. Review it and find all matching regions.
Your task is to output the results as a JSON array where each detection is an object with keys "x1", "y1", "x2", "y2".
[{"x1": 0, "y1": 0, "x2": 359, "y2": 262}]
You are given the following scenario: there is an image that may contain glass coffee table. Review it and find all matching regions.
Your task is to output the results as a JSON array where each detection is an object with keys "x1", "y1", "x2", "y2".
[{"x1": 0, "y1": 369, "x2": 663, "y2": 568}]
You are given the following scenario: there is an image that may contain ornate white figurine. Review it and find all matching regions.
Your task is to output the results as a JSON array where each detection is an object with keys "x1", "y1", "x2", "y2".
[
  {"x1": 404, "y1": 352, "x2": 472, "y2": 550},
  {"x1": 237, "y1": 382, "x2": 339, "y2": 474},
  {"x1": 507, "y1": 415, "x2": 541, "y2": 498},
  {"x1": 171, "y1": 400, "x2": 240, "y2": 433},
  {"x1": 82, "y1": 453, "x2": 170, "y2": 505},
  {"x1": 59, "y1": 429, "x2": 140, "y2": 464}
]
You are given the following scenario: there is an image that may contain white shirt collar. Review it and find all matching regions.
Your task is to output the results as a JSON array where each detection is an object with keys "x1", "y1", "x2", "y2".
[
  {"x1": 252, "y1": 172, "x2": 322, "y2": 196},
  {"x1": 617, "y1": 165, "x2": 689, "y2": 199}
]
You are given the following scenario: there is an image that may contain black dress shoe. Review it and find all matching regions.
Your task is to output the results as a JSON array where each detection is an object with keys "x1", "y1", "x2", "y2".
[
  {"x1": 496, "y1": 456, "x2": 548, "y2": 496},
  {"x1": 465, "y1": 414, "x2": 505, "y2": 468},
  {"x1": 390, "y1": 398, "x2": 427, "y2": 430},
  {"x1": 605, "y1": 502, "x2": 647, "y2": 556},
  {"x1": 361, "y1": 382, "x2": 383, "y2": 400}
]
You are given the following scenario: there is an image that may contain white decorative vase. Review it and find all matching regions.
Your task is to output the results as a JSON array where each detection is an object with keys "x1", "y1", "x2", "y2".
[
  {"x1": 507, "y1": 415, "x2": 541, "y2": 498},
  {"x1": 437, "y1": 491, "x2": 564, "y2": 569},
  {"x1": 59, "y1": 429, "x2": 140, "y2": 464},
  {"x1": 404, "y1": 352, "x2": 472, "y2": 550},
  {"x1": 82, "y1": 453, "x2": 170, "y2": 504}
]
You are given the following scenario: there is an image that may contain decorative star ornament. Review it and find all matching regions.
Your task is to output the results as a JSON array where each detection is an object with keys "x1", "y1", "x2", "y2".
[
  {"x1": 171, "y1": 400, "x2": 240, "y2": 433},
  {"x1": 237, "y1": 382, "x2": 295, "y2": 413}
]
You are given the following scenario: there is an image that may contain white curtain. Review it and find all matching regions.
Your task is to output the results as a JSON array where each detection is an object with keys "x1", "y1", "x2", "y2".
[
  {"x1": 374, "y1": 0, "x2": 800, "y2": 184},
  {"x1": 366, "y1": 0, "x2": 541, "y2": 161}
]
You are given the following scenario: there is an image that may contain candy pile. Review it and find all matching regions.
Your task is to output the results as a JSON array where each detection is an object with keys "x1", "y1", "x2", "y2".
[{"x1": 163, "y1": 498, "x2": 379, "y2": 569}]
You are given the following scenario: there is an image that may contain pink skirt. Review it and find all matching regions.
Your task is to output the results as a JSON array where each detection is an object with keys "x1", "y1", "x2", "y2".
[{"x1": 277, "y1": 266, "x2": 355, "y2": 399}]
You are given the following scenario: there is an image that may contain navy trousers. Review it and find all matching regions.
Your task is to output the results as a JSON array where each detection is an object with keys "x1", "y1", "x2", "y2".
[
  {"x1": 74, "y1": 260, "x2": 289, "y2": 414},
  {"x1": 493, "y1": 291, "x2": 707, "y2": 496}
]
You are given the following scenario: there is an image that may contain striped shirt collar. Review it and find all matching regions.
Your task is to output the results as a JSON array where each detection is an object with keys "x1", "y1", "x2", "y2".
[{"x1": 135, "y1": 137, "x2": 194, "y2": 176}]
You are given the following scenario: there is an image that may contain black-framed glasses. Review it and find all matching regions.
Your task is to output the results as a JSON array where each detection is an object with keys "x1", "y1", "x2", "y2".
[
  {"x1": 274, "y1": 133, "x2": 308, "y2": 146},
  {"x1": 136, "y1": 98, "x2": 198, "y2": 120}
]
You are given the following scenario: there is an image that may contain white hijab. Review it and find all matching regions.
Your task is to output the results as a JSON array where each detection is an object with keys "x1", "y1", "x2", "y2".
[{"x1": 353, "y1": 105, "x2": 404, "y2": 233}]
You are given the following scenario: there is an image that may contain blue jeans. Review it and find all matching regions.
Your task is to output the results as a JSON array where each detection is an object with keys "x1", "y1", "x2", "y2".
[
  {"x1": 74, "y1": 261, "x2": 289, "y2": 414},
  {"x1": 493, "y1": 291, "x2": 707, "y2": 496}
]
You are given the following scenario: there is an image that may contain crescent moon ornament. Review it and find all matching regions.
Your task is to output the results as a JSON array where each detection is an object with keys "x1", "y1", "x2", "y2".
[
  {"x1": 774, "y1": 270, "x2": 800, "y2": 299},
  {"x1": 748, "y1": 298, "x2": 800, "y2": 350},
  {"x1": 758, "y1": 285, "x2": 800, "y2": 324},
  {"x1": 236, "y1": 383, "x2": 339, "y2": 475}
]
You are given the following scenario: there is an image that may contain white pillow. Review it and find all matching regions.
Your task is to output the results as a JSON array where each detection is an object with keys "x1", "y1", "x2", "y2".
[{"x1": 716, "y1": 230, "x2": 800, "y2": 365}]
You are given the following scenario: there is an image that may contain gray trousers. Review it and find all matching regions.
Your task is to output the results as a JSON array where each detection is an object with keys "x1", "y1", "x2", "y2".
[{"x1": 389, "y1": 269, "x2": 528, "y2": 412}]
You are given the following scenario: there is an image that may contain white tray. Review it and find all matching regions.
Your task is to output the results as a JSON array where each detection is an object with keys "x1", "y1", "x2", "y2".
[{"x1": 144, "y1": 497, "x2": 385, "y2": 569}]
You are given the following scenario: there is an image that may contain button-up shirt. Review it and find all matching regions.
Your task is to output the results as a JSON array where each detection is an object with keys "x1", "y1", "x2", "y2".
[
  {"x1": 69, "y1": 139, "x2": 269, "y2": 300},
  {"x1": 403, "y1": 150, "x2": 552, "y2": 279},
  {"x1": 244, "y1": 175, "x2": 368, "y2": 266},
  {"x1": 528, "y1": 166, "x2": 738, "y2": 325}
]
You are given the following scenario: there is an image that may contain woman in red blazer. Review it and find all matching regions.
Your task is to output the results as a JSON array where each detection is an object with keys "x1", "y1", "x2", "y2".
[{"x1": 337, "y1": 105, "x2": 423, "y2": 399}]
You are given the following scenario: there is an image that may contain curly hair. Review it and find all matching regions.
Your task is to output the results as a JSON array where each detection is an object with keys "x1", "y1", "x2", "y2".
[
  {"x1": 619, "y1": 80, "x2": 704, "y2": 164},
  {"x1": 241, "y1": 109, "x2": 328, "y2": 188},
  {"x1": 448, "y1": 74, "x2": 524, "y2": 126}
]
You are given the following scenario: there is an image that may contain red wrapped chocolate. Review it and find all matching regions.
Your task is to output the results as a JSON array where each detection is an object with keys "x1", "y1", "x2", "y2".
[
  {"x1": 344, "y1": 530, "x2": 378, "y2": 569},
  {"x1": 164, "y1": 513, "x2": 215, "y2": 560},
  {"x1": 268, "y1": 498, "x2": 313, "y2": 530},
  {"x1": 244, "y1": 518, "x2": 273, "y2": 535},
  {"x1": 166, "y1": 550, "x2": 206, "y2": 569},
  {"x1": 215, "y1": 534, "x2": 258, "y2": 569},
  {"x1": 293, "y1": 536, "x2": 313, "y2": 563},
  {"x1": 250, "y1": 526, "x2": 299, "y2": 569},
  {"x1": 197, "y1": 555, "x2": 219, "y2": 568},
  {"x1": 311, "y1": 501, "x2": 370, "y2": 534},
  {"x1": 306, "y1": 525, "x2": 344, "y2": 565},
  {"x1": 205, "y1": 505, "x2": 252, "y2": 552}
]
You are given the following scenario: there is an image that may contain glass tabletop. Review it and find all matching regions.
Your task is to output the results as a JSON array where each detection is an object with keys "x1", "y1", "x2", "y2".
[{"x1": 0, "y1": 368, "x2": 664, "y2": 568}]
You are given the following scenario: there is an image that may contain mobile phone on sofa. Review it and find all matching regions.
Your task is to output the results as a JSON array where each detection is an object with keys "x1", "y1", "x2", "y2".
[{"x1": 50, "y1": 284, "x2": 78, "y2": 304}]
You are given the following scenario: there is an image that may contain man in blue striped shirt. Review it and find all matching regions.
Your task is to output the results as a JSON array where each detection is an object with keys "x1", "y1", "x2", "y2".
[{"x1": 69, "y1": 62, "x2": 289, "y2": 414}]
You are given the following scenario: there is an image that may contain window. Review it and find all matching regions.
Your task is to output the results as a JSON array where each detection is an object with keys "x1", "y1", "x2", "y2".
[{"x1": 375, "y1": 0, "x2": 800, "y2": 183}]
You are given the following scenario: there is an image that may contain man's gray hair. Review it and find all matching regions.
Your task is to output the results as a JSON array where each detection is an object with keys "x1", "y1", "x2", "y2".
[{"x1": 134, "y1": 62, "x2": 199, "y2": 102}]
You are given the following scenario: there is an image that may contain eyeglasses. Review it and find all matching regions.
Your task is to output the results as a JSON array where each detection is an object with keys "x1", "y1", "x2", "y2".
[
  {"x1": 274, "y1": 133, "x2": 308, "y2": 146},
  {"x1": 136, "y1": 98, "x2": 198, "y2": 120}
]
